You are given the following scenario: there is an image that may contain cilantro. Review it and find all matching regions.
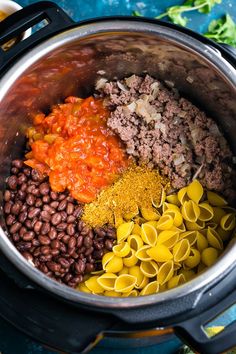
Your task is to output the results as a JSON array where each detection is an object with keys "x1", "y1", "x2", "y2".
[
  {"x1": 132, "y1": 10, "x2": 142, "y2": 17},
  {"x1": 204, "y1": 14, "x2": 236, "y2": 47},
  {"x1": 194, "y1": 0, "x2": 222, "y2": 14}
]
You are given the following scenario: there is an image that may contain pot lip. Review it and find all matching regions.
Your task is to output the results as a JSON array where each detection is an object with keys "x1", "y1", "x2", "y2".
[{"x1": 0, "y1": 18, "x2": 236, "y2": 309}]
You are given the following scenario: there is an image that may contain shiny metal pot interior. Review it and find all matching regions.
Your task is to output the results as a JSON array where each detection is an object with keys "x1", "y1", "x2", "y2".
[{"x1": 0, "y1": 18, "x2": 236, "y2": 311}]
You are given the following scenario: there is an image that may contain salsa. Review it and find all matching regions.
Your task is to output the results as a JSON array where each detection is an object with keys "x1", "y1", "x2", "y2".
[{"x1": 25, "y1": 96, "x2": 129, "y2": 202}]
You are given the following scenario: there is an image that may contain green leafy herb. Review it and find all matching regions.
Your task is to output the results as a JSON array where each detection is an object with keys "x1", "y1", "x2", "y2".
[
  {"x1": 204, "y1": 14, "x2": 236, "y2": 47},
  {"x1": 194, "y1": 0, "x2": 222, "y2": 13},
  {"x1": 132, "y1": 10, "x2": 142, "y2": 17}
]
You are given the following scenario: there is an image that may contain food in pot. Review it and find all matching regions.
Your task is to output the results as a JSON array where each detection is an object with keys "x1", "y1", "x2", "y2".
[{"x1": 3, "y1": 74, "x2": 236, "y2": 295}]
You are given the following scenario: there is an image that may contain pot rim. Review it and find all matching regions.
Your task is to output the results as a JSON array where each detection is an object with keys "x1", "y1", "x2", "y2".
[{"x1": 0, "y1": 18, "x2": 236, "y2": 309}]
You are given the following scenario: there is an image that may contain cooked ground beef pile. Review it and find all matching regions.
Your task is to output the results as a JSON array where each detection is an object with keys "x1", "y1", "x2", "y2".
[{"x1": 98, "y1": 74, "x2": 235, "y2": 197}]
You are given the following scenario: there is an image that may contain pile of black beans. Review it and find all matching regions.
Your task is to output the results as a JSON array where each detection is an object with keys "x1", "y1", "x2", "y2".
[{"x1": 4, "y1": 159, "x2": 116, "y2": 288}]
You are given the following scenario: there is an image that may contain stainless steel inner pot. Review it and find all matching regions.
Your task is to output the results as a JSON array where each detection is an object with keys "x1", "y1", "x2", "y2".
[{"x1": 0, "y1": 18, "x2": 236, "y2": 309}]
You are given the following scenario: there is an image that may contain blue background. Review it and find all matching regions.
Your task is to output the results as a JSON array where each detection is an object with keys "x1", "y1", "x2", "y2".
[{"x1": 1, "y1": 0, "x2": 236, "y2": 353}]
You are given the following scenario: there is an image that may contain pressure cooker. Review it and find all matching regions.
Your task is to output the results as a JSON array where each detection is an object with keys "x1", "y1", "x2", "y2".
[{"x1": 0, "y1": 2, "x2": 236, "y2": 353}]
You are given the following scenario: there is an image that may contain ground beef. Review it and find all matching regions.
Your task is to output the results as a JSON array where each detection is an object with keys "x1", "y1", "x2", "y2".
[{"x1": 98, "y1": 74, "x2": 235, "y2": 198}]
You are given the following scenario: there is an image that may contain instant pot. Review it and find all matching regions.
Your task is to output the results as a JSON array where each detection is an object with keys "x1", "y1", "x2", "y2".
[{"x1": 0, "y1": 2, "x2": 236, "y2": 353}]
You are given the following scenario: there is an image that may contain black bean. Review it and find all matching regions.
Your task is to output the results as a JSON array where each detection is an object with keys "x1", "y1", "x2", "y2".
[
  {"x1": 39, "y1": 182, "x2": 50, "y2": 195},
  {"x1": 68, "y1": 237, "x2": 76, "y2": 249},
  {"x1": 85, "y1": 263, "x2": 94, "y2": 273},
  {"x1": 62, "y1": 235, "x2": 70, "y2": 244},
  {"x1": 17, "y1": 173, "x2": 27, "y2": 185},
  {"x1": 105, "y1": 239, "x2": 114, "y2": 251},
  {"x1": 74, "y1": 260, "x2": 85, "y2": 274},
  {"x1": 67, "y1": 224, "x2": 75, "y2": 236},
  {"x1": 50, "y1": 191, "x2": 58, "y2": 200},
  {"x1": 31, "y1": 169, "x2": 44, "y2": 182},
  {"x1": 107, "y1": 227, "x2": 116, "y2": 239},
  {"x1": 58, "y1": 258, "x2": 70, "y2": 268},
  {"x1": 85, "y1": 247, "x2": 94, "y2": 256},
  {"x1": 23, "y1": 232, "x2": 34, "y2": 241},
  {"x1": 40, "y1": 254, "x2": 52, "y2": 262},
  {"x1": 67, "y1": 215, "x2": 76, "y2": 223},
  {"x1": 58, "y1": 193, "x2": 66, "y2": 201},
  {"x1": 28, "y1": 208, "x2": 40, "y2": 219},
  {"x1": 41, "y1": 222, "x2": 50, "y2": 235},
  {"x1": 39, "y1": 264, "x2": 49, "y2": 273},
  {"x1": 35, "y1": 198, "x2": 43, "y2": 208},
  {"x1": 51, "y1": 249, "x2": 60, "y2": 257},
  {"x1": 93, "y1": 249, "x2": 104, "y2": 260},
  {"x1": 7, "y1": 175, "x2": 18, "y2": 190},
  {"x1": 22, "y1": 251, "x2": 34, "y2": 263},
  {"x1": 18, "y1": 190, "x2": 26, "y2": 200},
  {"x1": 50, "y1": 201, "x2": 59, "y2": 209},
  {"x1": 48, "y1": 227, "x2": 57, "y2": 240},
  {"x1": 11, "y1": 201, "x2": 22, "y2": 215},
  {"x1": 12, "y1": 234, "x2": 20, "y2": 242},
  {"x1": 34, "y1": 221, "x2": 42, "y2": 234},
  {"x1": 71, "y1": 252, "x2": 79, "y2": 259},
  {"x1": 51, "y1": 239, "x2": 60, "y2": 249},
  {"x1": 33, "y1": 247, "x2": 41, "y2": 257},
  {"x1": 19, "y1": 226, "x2": 27, "y2": 237},
  {"x1": 60, "y1": 211, "x2": 67, "y2": 222},
  {"x1": 20, "y1": 182, "x2": 28, "y2": 192},
  {"x1": 60, "y1": 243, "x2": 67, "y2": 253},
  {"x1": 56, "y1": 222, "x2": 67, "y2": 231},
  {"x1": 38, "y1": 235, "x2": 50, "y2": 245},
  {"x1": 83, "y1": 236, "x2": 93, "y2": 248},
  {"x1": 58, "y1": 200, "x2": 67, "y2": 211},
  {"x1": 42, "y1": 195, "x2": 50, "y2": 203},
  {"x1": 43, "y1": 204, "x2": 56, "y2": 215},
  {"x1": 32, "y1": 239, "x2": 40, "y2": 247},
  {"x1": 4, "y1": 190, "x2": 11, "y2": 202},
  {"x1": 12, "y1": 159, "x2": 23, "y2": 169},
  {"x1": 94, "y1": 241, "x2": 103, "y2": 250},
  {"x1": 80, "y1": 226, "x2": 90, "y2": 236},
  {"x1": 51, "y1": 212, "x2": 62, "y2": 226},
  {"x1": 11, "y1": 167, "x2": 19, "y2": 175},
  {"x1": 77, "y1": 236, "x2": 83, "y2": 248},
  {"x1": 47, "y1": 261, "x2": 60, "y2": 272},
  {"x1": 17, "y1": 241, "x2": 32, "y2": 251},
  {"x1": 10, "y1": 222, "x2": 22, "y2": 233},
  {"x1": 26, "y1": 194, "x2": 35, "y2": 206},
  {"x1": 64, "y1": 274, "x2": 73, "y2": 283},
  {"x1": 57, "y1": 232, "x2": 65, "y2": 240},
  {"x1": 6, "y1": 214, "x2": 15, "y2": 226},
  {"x1": 23, "y1": 167, "x2": 31, "y2": 177},
  {"x1": 31, "y1": 188, "x2": 40, "y2": 197},
  {"x1": 4, "y1": 202, "x2": 13, "y2": 214},
  {"x1": 73, "y1": 206, "x2": 83, "y2": 218},
  {"x1": 66, "y1": 203, "x2": 74, "y2": 215},
  {"x1": 41, "y1": 246, "x2": 50, "y2": 255},
  {"x1": 94, "y1": 227, "x2": 106, "y2": 237},
  {"x1": 77, "y1": 220, "x2": 85, "y2": 232}
]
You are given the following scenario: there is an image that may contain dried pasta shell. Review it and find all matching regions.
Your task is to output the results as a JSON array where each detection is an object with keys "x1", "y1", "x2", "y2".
[
  {"x1": 157, "y1": 230, "x2": 179, "y2": 248},
  {"x1": 117, "y1": 221, "x2": 134, "y2": 243},
  {"x1": 78, "y1": 282, "x2": 91, "y2": 293},
  {"x1": 207, "y1": 228, "x2": 223, "y2": 250},
  {"x1": 157, "y1": 261, "x2": 174, "y2": 285},
  {"x1": 123, "y1": 205, "x2": 139, "y2": 221},
  {"x1": 127, "y1": 234, "x2": 143, "y2": 251},
  {"x1": 141, "y1": 207, "x2": 160, "y2": 221},
  {"x1": 146, "y1": 221, "x2": 158, "y2": 228},
  {"x1": 220, "y1": 213, "x2": 236, "y2": 231},
  {"x1": 119, "y1": 266, "x2": 129, "y2": 275},
  {"x1": 167, "y1": 274, "x2": 185, "y2": 289},
  {"x1": 207, "y1": 191, "x2": 227, "y2": 207},
  {"x1": 129, "y1": 266, "x2": 146, "y2": 288},
  {"x1": 122, "y1": 289, "x2": 139, "y2": 297},
  {"x1": 206, "y1": 222, "x2": 217, "y2": 230},
  {"x1": 178, "y1": 186, "x2": 189, "y2": 205},
  {"x1": 187, "y1": 180, "x2": 203, "y2": 204},
  {"x1": 115, "y1": 274, "x2": 136, "y2": 293},
  {"x1": 184, "y1": 248, "x2": 201, "y2": 268},
  {"x1": 181, "y1": 200, "x2": 200, "y2": 222},
  {"x1": 113, "y1": 242, "x2": 131, "y2": 257},
  {"x1": 173, "y1": 262, "x2": 181, "y2": 270},
  {"x1": 123, "y1": 249, "x2": 138, "y2": 267},
  {"x1": 185, "y1": 219, "x2": 205, "y2": 231},
  {"x1": 164, "y1": 209, "x2": 183, "y2": 227},
  {"x1": 135, "y1": 245, "x2": 152, "y2": 261},
  {"x1": 179, "y1": 231, "x2": 197, "y2": 245},
  {"x1": 133, "y1": 216, "x2": 146, "y2": 225},
  {"x1": 140, "y1": 281, "x2": 159, "y2": 295},
  {"x1": 198, "y1": 202, "x2": 214, "y2": 221},
  {"x1": 173, "y1": 239, "x2": 190, "y2": 262},
  {"x1": 198, "y1": 262, "x2": 207, "y2": 273},
  {"x1": 156, "y1": 214, "x2": 174, "y2": 230},
  {"x1": 166, "y1": 194, "x2": 181, "y2": 206},
  {"x1": 104, "y1": 290, "x2": 122, "y2": 297},
  {"x1": 141, "y1": 223, "x2": 158, "y2": 246},
  {"x1": 162, "y1": 202, "x2": 180, "y2": 213},
  {"x1": 178, "y1": 269, "x2": 195, "y2": 281},
  {"x1": 159, "y1": 283, "x2": 167, "y2": 292},
  {"x1": 132, "y1": 223, "x2": 141, "y2": 235},
  {"x1": 97, "y1": 273, "x2": 117, "y2": 291},
  {"x1": 138, "y1": 275, "x2": 149, "y2": 289},
  {"x1": 211, "y1": 207, "x2": 226, "y2": 224},
  {"x1": 152, "y1": 187, "x2": 166, "y2": 208},
  {"x1": 140, "y1": 260, "x2": 159, "y2": 278},
  {"x1": 102, "y1": 252, "x2": 123, "y2": 273},
  {"x1": 147, "y1": 244, "x2": 173, "y2": 262},
  {"x1": 114, "y1": 213, "x2": 124, "y2": 228},
  {"x1": 85, "y1": 276, "x2": 104, "y2": 294},
  {"x1": 216, "y1": 226, "x2": 231, "y2": 242},
  {"x1": 201, "y1": 247, "x2": 218, "y2": 267},
  {"x1": 171, "y1": 223, "x2": 186, "y2": 232},
  {"x1": 196, "y1": 231, "x2": 208, "y2": 252}
]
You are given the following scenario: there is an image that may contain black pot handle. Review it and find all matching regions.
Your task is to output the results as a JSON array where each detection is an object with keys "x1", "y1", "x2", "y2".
[
  {"x1": 218, "y1": 43, "x2": 236, "y2": 59},
  {"x1": 0, "y1": 1, "x2": 74, "y2": 74},
  {"x1": 175, "y1": 287, "x2": 236, "y2": 354}
]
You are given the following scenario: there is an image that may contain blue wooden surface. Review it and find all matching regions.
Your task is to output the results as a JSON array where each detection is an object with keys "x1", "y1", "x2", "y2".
[{"x1": 1, "y1": 0, "x2": 236, "y2": 353}]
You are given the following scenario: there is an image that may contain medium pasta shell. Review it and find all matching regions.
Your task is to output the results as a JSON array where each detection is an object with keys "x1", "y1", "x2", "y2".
[
  {"x1": 129, "y1": 266, "x2": 146, "y2": 288},
  {"x1": 117, "y1": 221, "x2": 134, "y2": 243},
  {"x1": 207, "y1": 228, "x2": 223, "y2": 250},
  {"x1": 135, "y1": 245, "x2": 152, "y2": 261},
  {"x1": 147, "y1": 244, "x2": 173, "y2": 262},
  {"x1": 162, "y1": 202, "x2": 180, "y2": 213},
  {"x1": 97, "y1": 273, "x2": 117, "y2": 291},
  {"x1": 113, "y1": 242, "x2": 131, "y2": 257},
  {"x1": 146, "y1": 221, "x2": 159, "y2": 228},
  {"x1": 138, "y1": 275, "x2": 149, "y2": 289},
  {"x1": 167, "y1": 274, "x2": 185, "y2": 289},
  {"x1": 159, "y1": 283, "x2": 167, "y2": 292},
  {"x1": 123, "y1": 205, "x2": 139, "y2": 221},
  {"x1": 187, "y1": 180, "x2": 203, "y2": 204},
  {"x1": 119, "y1": 266, "x2": 129, "y2": 275},
  {"x1": 122, "y1": 289, "x2": 139, "y2": 297},
  {"x1": 216, "y1": 226, "x2": 231, "y2": 241},
  {"x1": 114, "y1": 274, "x2": 136, "y2": 293},
  {"x1": 141, "y1": 207, "x2": 160, "y2": 221},
  {"x1": 104, "y1": 290, "x2": 122, "y2": 297},
  {"x1": 184, "y1": 248, "x2": 201, "y2": 268},
  {"x1": 132, "y1": 223, "x2": 141, "y2": 235},
  {"x1": 181, "y1": 200, "x2": 200, "y2": 222},
  {"x1": 206, "y1": 222, "x2": 217, "y2": 230},
  {"x1": 166, "y1": 194, "x2": 181, "y2": 206},
  {"x1": 211, "y1": 207, "x2": 226, "y2": 224},
  {"x1": 173, "y1": 239, "x2": 190, "y2": 262},
  {"x1": 156, "y1": 214, "x2": 174, "y2": 230},
  {"x1": 173, "y1": 262, "x2": 181, "y2": 270},
  {"x1": 140, "y1": 260, "x2": 159, "y2": 278},
  {"x1": 78, "y1": 282, "x2": 91, "y2": 293},
  {"x1": 114, "y1": 213, "x2": 124, "y2": 228},
  {"x1": 141, "y1": 223, "x2": 158, "y2": 246},
  {"x1": 196, "y1": 231, "x2": 208, "y2": 252},
  {"x1": 185, "y1": 219, "x2": 205, "y2": 231},
  {"x1": 198, "y1": 262, "x2": 207, "y2": 273},
  {"x1": 157, "y1": 261, "x2": 174, "y2": 285},
  {"x1": 102, "y1": 253, "x2": 123, "y2": 273},
  {"x1": 179, "y1": 231, "x2": 197, "y2": 245},
  {"x1": 127, "y1": 234, "x2": 143, "y2": 251},
  {"x1": 156, "y1": 230, "x2": 179, "y2": 248},
  {"x1": 152, "y1": 187, "x2": 166, "y2": 208},
  {"x1": 85, "y1": 276, "x2": 104, "y2": 294},
  {"x1": 140, "y1": 281, "x2": 159, "y2": 295},
  {"x1": 201, "y1": 247, "x2": 218, "y2": 267},
  {"x1": 220, "y1": 213, "x2": 236, "y2": 231},
  {"x1": 133, "y1": 216, "x2": 146, "y2": 225},
  {"x1": 178, "y1": 269, "x2": 195, "y2": 281},
  {"x1": 171, "y1": 223, "x2": 186, "y2": 232},
  {"x1": 198, "y1": 202, "x2": 214, "y2": 221},
  {"x1": 164, "y1": 209, "x2": 183, "y2": 227},
  {"x1": 123, "y1": 249, "x2": 138, "y2": 267},
  {"x1": 207, "y1": 191, "x2": 227, "y2": 207},
  {"x1": 178, "y1": 186, "x2": 189, "y2": 205}
]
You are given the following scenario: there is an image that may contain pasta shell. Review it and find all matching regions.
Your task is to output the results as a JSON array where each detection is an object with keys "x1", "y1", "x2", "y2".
[
  {"x1": 198, "y1": 202, "x2": 214, "y2": 221},
  {"x1": 179, "y1": 231, "x2": 197, "y2": 245},
  {"x1": 211, "y1": 207, "x2": 226, "y2": 224},
  {"x1": 156, "y1": 230, "x2": 179, "y2": 248},
  {"x1": 102, "y1": 253, "x2": 123, "y2": 273},
  {"x1": 146, "y1": 221, "x2": 159, "y2": 228},
  {"x1": 173, "y1": 262, "x2": 182, "y2": 270},
  {"x1": 207, "y1": 191, "x2": 227, "y2": 207},
  {"x1": 178, "y1": 186, "x2": 189, "y2": 205},
  {"x1": 166, "y1": 194, "x2": 181, "y2": 206},
  {"x1": 140, "y1": 281, "x2": 159, "y2": 295},
  {"x1": 147, "y1": 244, "x2": 173, "y2": 262},
  {"x1": 97, "y1": 273, "x2": 117, "y2": 291},
  {"x1": 162, "y1": 202, "x2": 180, "y2": 213},
  {"x1": 216, "y1": 226, "x2": 231, "y2": 242},
  {"x1": 135, "y1": 245, "x2": 152, "y2": 261},
  {"x1": 156, "y1": 214, "x2": 174, "y2": 230},
  {"x1": 171, "y1": 223, "x2": 186, "y2": 232},
  {"x1": 196, "y1": 231, "x2": 208, "y2": 252},
  {"x1": 123, "y1": 249, "x2": 138, "y2": 267},
  {"x1": 206, "y1": 222, "x2": 217, "y2": 230},
  {"x1": 123, "y1": 205, "x2": 139, "y2": 221},
  {"x1": 141, "y1": 207, "x2": 160, "y2": 221},
  {"x1": 117, "y1": 221, "x2": 134, "y2": 243},
  {"x1": 129, "y1": 266, "x2": 146, "y2": 288},
  {"x1": 157, "y1": 261, "x2": 174, "y2": 285},
  {"x1": 140, "y1": 260, "x2": 159, "y2": 278},
  {"x1": 198, "y1": 262, "x2": 207, "y2": 273},
  {"x1": 78, "y1": 282, "x2": 91, "y2": 293},
  {"x1": 114, "y1": 214, "x2": 124, "y2": 228},
  {"x1": 152, "y1": 187, "x2": 166, "y2": 209},
  {"x1": 127, "y1": 234, "x2": 143, "y2": 251},
  {"x1": 184, "y1": 248, "x2": 201, "y2": 268},
  {"x1": 141, "y1": 223, "x2": 158, "y2": 246},
  {"x1": 220, "y1": 213, "x2": 236, "y2": 231},
  {"x1": 138, "y1": 275, "x2": 149, "y2": 289},
  {"x1": 115, "y1": 274, "x2": 136, "y2": 293},
  {"x1": 207, "y1": 228, "x2": 223, "y2": 250},
  {"x1": 104, "y1": 290, "x2": 122, "y2": 297},
  {"x1": 185, "y1": 219, "x2": 205, "y2": 231},
  {"x1": 113, "y1": 242, "x2": 131, "y2": 257},
  {"x1": 122, "y1": 289, "x2": 139, "y2": 297},
  {"x1": 201, "y1": 247, "x2": 218, "y2": 267},
  {"x1": 132, "y1": 223, "x2": 141, "y2": 235},
  {"x1": 178, "y1": 269, "x2": 195, "y2": 281},
  {"x1": 167, "y1": 274, "x2": 185, "y2": 289},
  {"x1": 119, "y1": 266, "x2": 129, "y2": 275},
  {"x1": 133, "y1": 216, "x2": 146, "y2": 225},
  {"x1": 159, "y1": 283, "x2": 167, "y2": 292},
  {"x1": 181, "y1": 200, "x2": 200, "y2": 222},
  {"x1": 85, "y1": 276, "x2": 104, "y2": 294},
  {"x1": 164, "y1": 209, "x2": 183, "y2": 227},
  {"x1": 173, "y1": 239, "x2": 190, "y2": 262},
  {"x1": 187, "y1": 180, "x2": 203, "y2": 204}
]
